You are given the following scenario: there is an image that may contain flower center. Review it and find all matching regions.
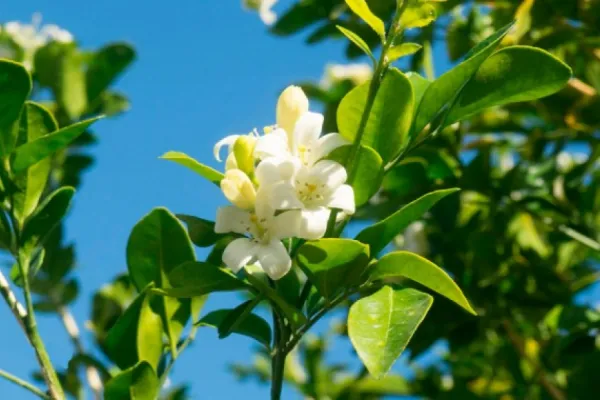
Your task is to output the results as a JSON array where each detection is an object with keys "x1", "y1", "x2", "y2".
[
  {"x1": 297, "y1": 145, "x2": 312, "y2": 166},
  {"x1": 297, "y1": 179, "x2": 325, "y2": 205},
  {"x1": 249, "y1": 213, "x2": 270, "y2": 243}
]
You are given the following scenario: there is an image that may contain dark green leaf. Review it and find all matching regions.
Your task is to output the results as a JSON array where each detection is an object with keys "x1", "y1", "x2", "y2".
[
  {"x1": 177, "y1": 214, "x2": 224, "y2": 247},
  {"x1": 348, "y1": 286, "x2": 433, "y2": 378},
  {"x1": 336, "y1": 26, "x2": 375, "y2": 63},
  {"x1": 196, "y1": 307, "x2": 271, "y2": 348},
  {"x1": 86, "y1": 43, "x2": 136, "y2": 103},
  {"x1": 104, "y1": 361, "x2": 159, "y2": 400},
  {"x1": 356, "y1": 188, "x2": 459, "y2": 255},
  {"x1": 296, "y1": 238, "x2": 370, "y2": 299},
  {"x1": 0, "y1": 59, "x2": 31, "y2": 157}
]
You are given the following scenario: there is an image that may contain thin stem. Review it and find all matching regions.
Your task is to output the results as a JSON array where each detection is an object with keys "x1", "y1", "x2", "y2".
[
  {"x1": 55, "y1": 304, "x2": 103, "y2": 399},
  {"x1": 0, "y1": 368, "x2": 51, "y2": 400},
  {"x1": 270, "y1": 300, "x2": 288, "y2": 400},
  {"x1": 296, "y1": 281, "x2": 312, "y2": 309},
  {"x1": 159, "y1": 326, "x2": 198, "y2": 388},
  {"x1": 18, "y1": 253, "x2": 65, "y2": 400},
  {"x1": 0, "y1": 270, "x2": 29, "y2": 334}
]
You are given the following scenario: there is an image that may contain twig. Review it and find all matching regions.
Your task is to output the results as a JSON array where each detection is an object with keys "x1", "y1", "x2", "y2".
[
  {"x1": 0, "y1": 368, "x2": 51, "y2": 399},
  {"x1": 503, "y1": 320, "x2": 566, "y2": 400},
  {"x1": 568, "y1": 78, "x2": 597, "y2": 97},
  {"x1": 0, "y1": 270, "x2": 29, "y2": 335}
]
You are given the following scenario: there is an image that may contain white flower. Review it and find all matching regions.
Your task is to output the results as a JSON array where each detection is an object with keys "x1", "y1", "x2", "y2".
[
  {"x1": 243, "y1": 0, "x2": 278, "y2": 25},
  {"x1": 321, "y1": 63, "x2": 373, "y2": 89},
  {"x1": 255, "y1": 112, "x2": 347, "y2": 167},
  {"x1": 276, "y1": 85, "x2": 309, "y2": 139}
]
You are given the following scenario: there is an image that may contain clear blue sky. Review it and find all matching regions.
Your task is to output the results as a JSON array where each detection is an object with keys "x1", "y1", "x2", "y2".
[{"x1": 1, "y1": 1, "x2": 598, "y2": 399}]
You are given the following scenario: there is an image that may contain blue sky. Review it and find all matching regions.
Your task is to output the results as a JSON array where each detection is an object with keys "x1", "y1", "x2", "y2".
[{"x1": 1, "y1": 1, "x2": 599, "y2": 399}]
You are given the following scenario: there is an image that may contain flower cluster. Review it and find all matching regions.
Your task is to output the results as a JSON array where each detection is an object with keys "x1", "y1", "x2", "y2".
[
  {"x1": 0, "y1": 14, "x2": 73, "y2": 70},
  {"x1": 214, "y1": 86, "x2": 355, "y2": 279},
  {"x1": 242, "y1": 0, "x2": 278, "y2": 26}
]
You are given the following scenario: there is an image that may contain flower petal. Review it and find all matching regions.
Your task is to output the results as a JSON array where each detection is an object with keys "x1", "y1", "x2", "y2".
[
  {"x1": 309, "y1": 160, "x2": 347, "y2": 189},
  {"x1": 215, "y1": 206, "x2": 251, "y2": 235},
  {"x1": 293, "y1": 112, "x2": 323, "y2": 153},
  {"x1": 315, "y1": 133, "x2": 348, "y2": 161},
  {"x1": 274, "y1": 208, "x2": 328, "y2": 240},
  {"x1": 254, "y1": 128, "x2": 289, "y2": 160},
  {"x1": 255, "y1": 157, "x2": 300, "y2": 186},
  {"x1": 326, "y1": 184, "x2": 355, "y2": 214},
  {"x1": 214, "y1": 134, "x2": 240, "y2": 162},
  {"x1": 256, "y1": 239, "x2": 291, "y2": 280},
  {"x1": 270, "y1": 181, "x2": 304, "y2": 210},
  {"x1": 222, "y1": 238, "x2": 256, "y2": 273}
]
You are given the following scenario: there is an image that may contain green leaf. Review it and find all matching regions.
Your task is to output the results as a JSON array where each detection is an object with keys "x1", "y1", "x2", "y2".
[
  {"x1": 12, "y1": 116, "x2": 102, "y2": 172},
  {"x1": 336, "y1": 26, "x2": 375, "y2": 63},
  {"x1": 296, "y1": 239, "x2": 370, "y2": 299},
  {"x1": 157, "y1": 261, "x2": 249, "y2": 298},
  {"x1": 345, "y1": 0, "x2": 386, "y2": 40},
  {"x1": 12, "y1": 102, "x2": 57, "y2": 224},
  {"x1": 126, "y1": 207, "x2": 196, "y2": 353},
  {"x1": 176, "y1": 214, "x2": 225, "y2": 247},
  {"x1": 356, "y1": 188, "x2": 459, "y2": 255},
  {"x1": 196, "y1": 307, "x2": 271, "y2": 349},
  {"x1": 370, "y1": 251, "x2": 476, "y2": 315},
  {"x1": 21, "y1": 187, "x2": 75, "y2": 249},
  {"x1": 400, "y1": 2, "x2": 437, "y2": 29},
  {"x1": 104, "y1": 361, "x2": 159, "y2": 400},
  {"x1": 406, "y1": 72, "x2": 431, "y2": 115},
  {"x1": 0, "y1": 59, "x2": 32, "y2": 157},
  {"x1": 160, "y1": 151, "x2": 223, "y2": 186},
  {"x1": 216, "y1": 296, "x2": 264, "y2": 339},
  {"x1": 246, "y1": 269, "x2": 307, "y2": 329},
  {"x1": 348, "y1": 286, "x2": 433, "y2": 379},
  {"x1": 445, "y1": 46, "x2": 572, "y2": 125},
  {"x1": 327, "y1": 145, "x2": 383, "y2": 206},
  {"x1": 86, "y1": 43, "x2": 136, "y2": 103},
  {"x1": 104, "y1": 288, "x2": 163, "y2": 370},
  {"x1": 411, "y1": 22, "x2": 514, "y2": 136},
  {"x1": 388, "y1": 43, "x2": 423, "y2": 63},
  {"x1": 337, "y1": 68, "x2": 414, "y2": 162}
]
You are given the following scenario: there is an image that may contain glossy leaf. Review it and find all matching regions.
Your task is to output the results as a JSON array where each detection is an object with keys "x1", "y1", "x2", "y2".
[
  {"x1": 12, "y1": 102, "x2": 57, "y2": 223},
  {"x1": 356, "y1": 188, "x2": 459, "y2": 255},
  {"x1": 338, "y1": 68, "x2": 414, "y2": 162},
  {"x1": 0, "y1": 60, "x2": 32, "y2": 157},
  {"x1": 157, "y1": 261, "x2": 249, "y2": 298},
  {"x1": 370, "y1": 251, "x2": 476, "y2": 315},
  {"x1": 21, "y1": 187, "x2": 75, "y2": 249},
  {"x1": 12, "y1": 116, "x2": 102, "y2": 172},
  {"x1": 296, "y1": 239, "x2": 370, "y2": 299},
  {"x1": 196, "y1": 307, "x2": 271, "y2": 349},
  {"x1": 348, "y1": 286, "x2": 433, "y2": 379},
  {"x1": 86, "y1": 43, "x2": 136, "y2": 103},
  {"x1": 400, "y1": 2, "x2": 437, "y2": 29},
  {"x1": 406, "y1": 72, "x2": 431, "y2": 116},
  {"x1": 126, "y1": 207, "x2": 196, "y2": 351},
  {"x1": 388, "y1": 43, "x2": 422, "y2": 63},
  {"x1": 104, "y1": 361, "x2": 159, "y2": 400},
  {"x1": 336, "y1": 26, "x2": 375, "y2": 63},
  {"x1": 177, "y1": 214, "x2": 225, "y2": 247},
  {"x1": 345, "y1": 0, "x2": 386, "y2": 39},
  {"x1": 104, "y1": 288, "x2": 163, "y2": 370},
  {"x1": 160, "y1": 151, "x2": 223, "y2": 186},
  {"x1": 327, "y1": 144, "x2": 383, "y2": 206},
  {"x1": 412, "y1": 23, "x2": 513, "y2": 136},
  {"x1": 445, "y1": 46, "x2": 572, "y2": 125}
]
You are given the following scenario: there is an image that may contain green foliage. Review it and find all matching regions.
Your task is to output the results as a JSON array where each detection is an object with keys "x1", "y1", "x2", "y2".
[
  {"x1": 336, "y1": 26, "x2": 375, "y2": 63},
  {"x1": 344, "y1": 0, "x2": 386, "y2": 40},
  {"x1": 104, "y1": 361, "x2": 159, "y2": 400},
  {"x1": 348, "y1": 286, "x2": 433, "y2": 378},
  {"x1": 197, "y1": 306, "x2": 272, "y2": 348},
  {"x1": 160, "y1": 151, "x2": 224, "y2": 186},
  {"x1": 0, "y1": 60, "x2": 31, "y2": 157}
]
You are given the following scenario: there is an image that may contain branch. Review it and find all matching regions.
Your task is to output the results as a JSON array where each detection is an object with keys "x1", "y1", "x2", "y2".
[
  {"x1": 503, "y1": 320, "x2": 566, "y2": 400},
  {"x1": 0, "y1": 368, "x2": 51, "y2": 399},
  {"x1": 0, "y1": 270, "x2": 29, "y2": 337}
]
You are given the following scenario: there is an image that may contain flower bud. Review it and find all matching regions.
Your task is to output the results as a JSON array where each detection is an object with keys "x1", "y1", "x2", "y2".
[
  {"x1": 233, "y1": 135, "x2": 257, "y2": 176},
  {"x1": 220, "y1": 169, "x2": 256, "y2": 210},
  {"x1": 276, "y1": 85, "x2": 309, "y2": 139}
]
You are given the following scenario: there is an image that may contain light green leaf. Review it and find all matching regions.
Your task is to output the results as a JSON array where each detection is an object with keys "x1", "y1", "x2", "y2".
[
  {"x1": 21, "y1": 187, "x2": 75, "y2": 249},
  {"x1": 126, "y1": 207, "x2": 196, "y2": 351},
  {"x1": 411, "y1": 22, "x2": 514, "y2": 137},
  {"x1": 177, "y1": 214, "x2": 225, "y2": 247},
  {"x1": 246, "y1": 269, "x2": 307, "y2": 329},
  {"x1": 158, "y1": 261, "x2": 249, "y2": 298},
  {"x1": 296, "y1": 239, "x2": 370, "y2": 299},
  {"x1": 345, "y1": 0, "x2": 386, "y2": 40},
  {"x1": 348, "y1": 286, "x2": 433, "y2": 379},
  {"x1": 445, "y1": 46, "x2": 572, "y2": 126},
  {"x1": 327, "y1": 145, "x2": 383, "y2": 206},
  {"x1": 388, "y1": 43, "x2": 422, "y2": 63},
  {"x1": 12, "y1": 116, "x2": 102, "y2": 172},
  {"x1": 104, "y1": 288, "x2": 163, "y2": 370},
  {"x1": 104, "y1": 361, "x2": 159, "y2": 400},
  {"x1": 370, "y1": 251, "x2": 476, "y2": 315},
  {"x1": 336, "y1": 26, "x2": 375, "y2": 63},
  {"x1": 400, "y1": 2, "x2": 437, "y2": 29},
  {"x1": 349, "y1": 374, "x2": 411, "y2": 395},
  {"x1": 160, "y1": 151, "x2": 223, "y2": 186},
  {"x1": 12, "y1": 102, "x2": 57, "y2": 224},
  {"x1": 196, "y1": 306, "x2": 271, "y2": 349},
  {"x1": 356, "y1": 188, "x2": 459, "y2": 255},
  {"x1": 337, "y1": 68, "x2": 414, "y2": 162},
  {"x1": 0, "y1": 60, "x2": 32, "y2": 157},
  {"x1": 406, "y1": 72, "x2": 431, "y2": 116}
]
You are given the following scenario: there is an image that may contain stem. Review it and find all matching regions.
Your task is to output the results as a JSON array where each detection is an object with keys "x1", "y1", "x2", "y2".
[
  {"x1": 18, "y1": 253, "x2": 65, "y2": 400},
  {"x1": 296, "y1": 281, "x2": 312, "y2": 309},
  {"x1": 0, "y1": 270, "x2": 29, "y2": 334},
  {"x1": 159, "y1": 325, "x2": 199, "y2": 388},
  {"x1": 0, "y1": 368, "x2": 51, "y2": 400},
  {"x1": 270, "y1": 346, "x2": 286, "y2": 400},
  {"x1": 55, "y1": 304, "x2": 103, "y2": 399}
]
